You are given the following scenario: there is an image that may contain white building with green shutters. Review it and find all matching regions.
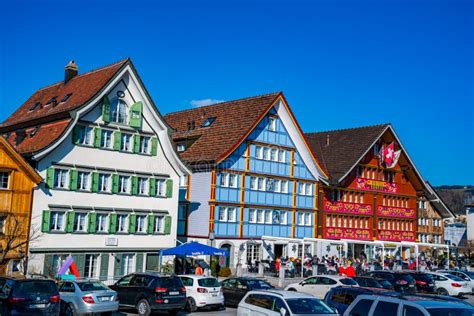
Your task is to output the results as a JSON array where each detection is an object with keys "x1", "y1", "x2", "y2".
[{"x1": 0, "y1": 59, "x2": 189, "y2": 280}]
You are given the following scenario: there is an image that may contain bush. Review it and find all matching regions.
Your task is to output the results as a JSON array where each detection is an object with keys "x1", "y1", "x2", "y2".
[{"x1": 218, "y1": 267, "x2": 232, "y2": 277}]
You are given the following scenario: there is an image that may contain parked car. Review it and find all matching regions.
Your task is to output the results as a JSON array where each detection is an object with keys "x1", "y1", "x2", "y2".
[
  {"x1": 58, "y1": 280, "x2": 118, "y2": 315},
  {"x1": 237, "y1": 289, "x2": 339, "y2": 316},
  {"x1": 179, "y1": 275, "x2": 224, "y2": 312},
  {"x1": 110, "y1": 273, "x2": 186, "y2": 315},
  {"x1": 367, "y1": 271, "x2": 416, "y2": 293},
  {"x1": 285, "y1": 275, "x2": 358, "y2": 299},
  {"x1": 437, "y1": 270, "x2": 474, "y2": 292},
  {"x1": 343, "y1": 294, "x2": 474, "y2": 316},
  {"x1": 0, "y1": 276, "x2": 60, "y2": 316},
  {"x1": 424, "y1": 272, "x2": 471, "y2": 297},
  {"x1": 324, "y1": 286, "x2": 399, "y2": 315},
  {"x1": 220, "y1": 277, "x2": 273, "y2": 307},
  {"x1": 351, "y1": 276, "x2": 394, "y2": 290},
  {"x1": 403, "y1": 272, "x2": 436, "y2": 294}
]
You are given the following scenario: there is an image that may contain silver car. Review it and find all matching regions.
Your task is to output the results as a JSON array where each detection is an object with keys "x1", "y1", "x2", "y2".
[{"x1": 59, "y1": 280, "x2": 119, "y2": 315}]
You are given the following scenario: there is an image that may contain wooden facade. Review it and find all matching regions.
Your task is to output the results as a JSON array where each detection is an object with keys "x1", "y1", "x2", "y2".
[{"x1": 0, "y1": 137, "x2": 41, "y2": 275}]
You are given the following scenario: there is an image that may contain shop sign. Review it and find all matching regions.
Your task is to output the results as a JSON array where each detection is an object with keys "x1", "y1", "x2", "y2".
[
  {"x1": 378, "y1": 230, "x2": 415, "y2": 241},
  {"x1": 376, "y1": 206, "x2": 415, "y2": 218},
  {"x1": 324, "y1": 227, "x2": 372, "y2": 240},
  {"x1": 324, "y1": 200, "x2": 373, "y2": 215},
  {"x1": 356, "y1": 177, "x2": 398, "y2": 193}
]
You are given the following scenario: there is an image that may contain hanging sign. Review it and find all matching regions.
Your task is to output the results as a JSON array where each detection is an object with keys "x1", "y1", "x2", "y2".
[
  {"x1": 378, "y1": 230, "x2": 415, "y2": 241},
  {"x1": 356, "y1": 178, "x2": 398, "y2": 193},
  {"x1": 324, "y1": 200, "x2": 373, "y2": 215},
  {"x1": 324, "y1": 227, "x2": 372, "y2": 240},
  {"x1": 376, "y1": 206, "x2": 415, "y2": 218}
]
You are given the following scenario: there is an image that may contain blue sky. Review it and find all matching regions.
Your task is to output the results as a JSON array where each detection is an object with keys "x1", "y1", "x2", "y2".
[{"x1": 1, "y1": 0, "x2": 472, "y2": 185}]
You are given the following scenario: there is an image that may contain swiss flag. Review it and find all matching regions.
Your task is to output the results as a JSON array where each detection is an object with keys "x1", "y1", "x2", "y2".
[{"x1": 383, "y1": 142, "x2": 395, "y2": 166}]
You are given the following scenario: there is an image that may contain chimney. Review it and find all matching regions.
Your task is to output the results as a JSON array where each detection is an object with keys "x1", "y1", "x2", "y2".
[
  {"x1": 64, "y1": 60, "x2": 78, "y2": 84},
  {"x1": 326, "y1": 134, "x2": 330, "y2": 147}
]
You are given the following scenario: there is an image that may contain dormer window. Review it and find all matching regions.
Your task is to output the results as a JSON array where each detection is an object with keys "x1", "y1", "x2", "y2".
[
  {"x1": 60, "y1": 93, "x2": 72, "y2": 103},
  {"x1": 177, "y1": 143, "x2": 186, "y2": 152},
  {"x1": 268, "y1": 116, "x2": 277, "y2": 131},
  {"x1": 45, "y1": 96, "x2": 57, "y2": 106},
  {"x1": 29, "y1": 102, "x2": 42, "y2": 111},
  {"x1": 201, "y1": 117, "x2": 216, "y2": 127},
  {"x1": 111, "y1": 99, "x2": 127, "y2": 124}
]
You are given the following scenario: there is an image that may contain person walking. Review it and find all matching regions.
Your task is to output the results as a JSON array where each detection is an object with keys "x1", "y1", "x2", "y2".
[{"x1": 195, "y1": 263, "x2": 204, "y2": 275}]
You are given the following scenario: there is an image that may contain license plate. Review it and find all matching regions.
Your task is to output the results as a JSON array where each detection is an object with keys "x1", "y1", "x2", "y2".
[
  {"x1": 169, "y1": 291, "x2": 179, "y2": 295},
  {"x1": 100, "y1": 296, "x2": 111, "y2": 302},
  {"x1": 30, "y1": 304, "x2": 46, "y2": 309},
  {"x1": 409, "y1": 285, "x2": 414, "y2": 287},
  {"x1": 212, "y1": 293, "x2": 218, "y2": 297}
]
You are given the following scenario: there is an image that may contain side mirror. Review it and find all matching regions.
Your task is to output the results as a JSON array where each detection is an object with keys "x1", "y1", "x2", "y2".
[
  {"x1": 300, "y1": 281, "x2": 306, "y2": 286},
  {"x1": 280, "y1": 307, "x2": 288, "y2": 316}
]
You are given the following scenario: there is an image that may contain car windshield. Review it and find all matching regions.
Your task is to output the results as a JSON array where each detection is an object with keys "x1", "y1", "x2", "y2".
[
  {"x1": 412, "y1": 274, "x2": 433, "y2": 282},
  {"x1": 340, "y1": 278, "x2": 358, "y2": 286},
  {"x1": 427, "y1": 307, "x2": 474, "y2": 316},
  {"x1": 197, "y1": 278, "x2": 219, "y2": 287},
  {"x1": 286, "y1": 298, "x2": 335, "y2": 314},
  {"x1": 77, "y1": 282, "x2": 109, "y2": 292},
  {"x1": 157, "y1": 277, "x2": 183, "y2": 288},
  {"x1": 445, "y1": 274, "x2": 465, "y2": 282},
  {"x1": 464, "y1": 271, "x2": 474, "y2": 278},
  {"x1": 246, "y1": 280, "x2": 272, "y2": 290},
  {"x1": 14, "y1": 281, "x2": 57, "y2": 296},
  {"x1": 398, "y1": 274, "x2": 415, "y2": 282}
]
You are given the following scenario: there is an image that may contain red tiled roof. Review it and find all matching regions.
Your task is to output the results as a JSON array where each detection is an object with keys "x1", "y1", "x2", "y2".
[
  {"x1": 2, "y1": 59, "x2": 128, "y2": 128},
  {"x1": 163, "y1": 92, "x2": 281, "y2": 165}
]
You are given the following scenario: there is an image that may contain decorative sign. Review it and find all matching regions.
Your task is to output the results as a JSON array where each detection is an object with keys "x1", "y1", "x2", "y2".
[
  {"x1": 378, "y1": 230, "x2": 415, "y2": 241},
  {"x1": 324, "y1": 227, "x2": 372, "y2": 240},
  {"x1": 376, "y1": 206, "x2": 415, "y2": 218},
  {"x1": 356, "y1": 178, "x2": 398, "y2": 193},
  {"x1": 324, "y1": 200, "x2": 373, "y2": 215},
  {"x1": 105, "y1": 237, "x2": 118, "y2": 246}
]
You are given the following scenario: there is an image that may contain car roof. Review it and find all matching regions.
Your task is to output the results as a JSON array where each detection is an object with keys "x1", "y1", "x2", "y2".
[
  {"x1": 248, "y1": 289, "x2": 316, "y2": 299},
  {"x1": 355, "y1": 294, "x2": 473, "y2": 309},
  {"x1": 178, "y1": 274, "x2": 217, "y2": 280},
  {"x1": 333, "y1": 286, "x2": 397, "y2": 294},
  {"x1": 311, "y1": 275, "x2": 347, "y2": 279},
  {"x1": 0, "y1": 275, "x2": 54, "y2": 281}
]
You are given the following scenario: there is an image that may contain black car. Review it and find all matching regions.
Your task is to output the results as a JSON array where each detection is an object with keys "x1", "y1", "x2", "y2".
[
  {"x1": 404, "y1": 272, "x2": 436, "y2": 294},
  {"x1": 0, "y1": 276, "x2": 60, "y2": 316},
  {"x1": 352, "y1": 276, "x2": 394, "y2": 290},
  {"x1": 324, "y1": 286, "x2": 399, "y2": 315},
  {"x1": 220, "y1": 277, "x2": 273, "y2": 307},
  {"x1": 110, "y1": 273, "x2": 186, "y2": 315},
  {"x1": 367, "y1": 271, "x2": 417, "y2": 293}
]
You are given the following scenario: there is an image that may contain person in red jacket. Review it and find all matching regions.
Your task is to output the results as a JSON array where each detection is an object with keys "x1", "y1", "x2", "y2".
[
  {"x1": 345, "y1": 263, "x2": 356, "y2": 277},
  {"x1": 338, "y1": 265, "x2": 346, "y2": 276}
]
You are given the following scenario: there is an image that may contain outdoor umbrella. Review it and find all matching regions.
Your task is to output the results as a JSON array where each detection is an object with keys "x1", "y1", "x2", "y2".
[{"x1": 161, "y1": 241, "x2": 229, "y2": 257}]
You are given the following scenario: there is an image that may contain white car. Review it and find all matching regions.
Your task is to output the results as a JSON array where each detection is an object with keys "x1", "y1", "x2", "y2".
[
  {"x1": 424, "y1": 271, "x2": 471, "y2": 297},
  {"x1": 437, "y1": 269, "x2": 474, "y2": 293},
  {"x1": 285, "y1": 275, "x2": 358, "y2": 299},
  {"x1": 179, "y1": 275, "x2": 224, "y2": 312},
  {"x1": 237, "y1": 289, "x2": 339, "y2": 316}
]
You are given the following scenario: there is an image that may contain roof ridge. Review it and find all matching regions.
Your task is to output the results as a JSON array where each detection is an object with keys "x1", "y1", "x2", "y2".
[
  {"x1": 305, "y1": 123, "x2": 391, "y2": 136},
  {"x1": 35, "y1": 58, "x2": 129, "y2": 92},
  {"x1": 164, "y1": 91, "x2": 282, "y2": 116}
]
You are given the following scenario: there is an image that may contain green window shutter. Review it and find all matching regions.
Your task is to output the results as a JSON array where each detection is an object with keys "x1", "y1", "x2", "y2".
[
  {"x1": 45, "y1": 167, "x2": 55, "y2": 188},
  {"x1": 136, "y1": 253, "x2": 144, "y2": 272},
  {"x1": 114, "y1": 254, "x2": 122, "y2": 278},
  {"x1": 131, "y1": 176, "x2": 138, "y2": 195},
  {"x1": 88, "y1": 212, "x2": 97, "y2": 233},
  {"x1": 148, "y1": 178, "x2": 156, "y2": 196},
  {"x1": 43, "y1": 255, "x2": 53, "y2": 277},
  {"x1": 112, "y1": 174, "x2": 119, "y2": 193},
  {"x1": 91, "y1": 172, "x2": 99, "y2": 192},
  {"x1": 165, "y1": 179, "x2": 173, "y2": 198},
  {"x1": 41, "y1": 210, "x2": 51, "y2": 232},
  {"x1": 150, "y1": 136, "x2": 158, "y2": 156},
  {"x1": 133, "y1": 134, "x2": 141, "y2": 153},
  {"x1": 113, "y1": 131, "x2": 121, "y2": 151},
  {"x1": 93, "y1": 128, "x2": 102, "y2": 148},
  {"x1": 69, "y1": 169, "x2": 78, "y2": 191},
  {"x1": 99, "y1": 254, "x2": 109, "y2": 281},
  {"x1": 147, "y1": 215, "x2": 155, "y2": 234},
  {"x1": 102, "y1": 96, "x2": 111, "y2": 123},
  {"x1": 129, "y1": 101, "x2": 143, "y2": 128},
  {"x1": 164, "y1": 216, "x2": 172, "y2": 235},
  {"x1": 74, "y1": 254, "x2": 86, "y2": 277},
  {"x1": 129, "y1": 214, "x2": 136, "y2": 234},
  {"x1": 66, "y1": 211, "x2": 75, "y2": 233},
  {"x1": 72, "y1": 125, "x2": 81, "y2": 144},
  {"x1": 109, "y1": 213, "x2": 117, "y2": 234}
]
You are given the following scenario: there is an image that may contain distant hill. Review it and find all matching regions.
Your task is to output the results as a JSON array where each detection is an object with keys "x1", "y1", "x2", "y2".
[{"x1": 434, "y1": 185, "x2": 474, "y2": 216}]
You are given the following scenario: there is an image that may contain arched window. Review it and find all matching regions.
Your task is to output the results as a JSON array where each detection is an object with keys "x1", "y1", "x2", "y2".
[{"x1": 111, "y1": 99, "x2": 127, "y2": 123}]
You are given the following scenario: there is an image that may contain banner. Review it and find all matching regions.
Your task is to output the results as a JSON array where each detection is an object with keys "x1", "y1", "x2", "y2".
[
  {"x1": 378, "y1": 230, "x2": 415, "y2": 241},
  {"x1": 356, "y1": 178, "x2": 398, "y2": 193},
  {"x1": 376, "y1": 206, "x2": 415, "y2": 218},
  {"x1": 324, "y1": 200, "x2": 373, "y2": 215},
  {"x1": 324, "y1": 227, "x2": 372, "y2": 240}
]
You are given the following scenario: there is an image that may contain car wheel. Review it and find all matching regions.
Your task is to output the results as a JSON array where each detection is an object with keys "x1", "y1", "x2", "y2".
[
  {"x1": 437, "y1": 288, "x2": 449, "y2": 296},
  {"x1": 136, "y1": 299, "x2": 151, "y2": 316},
  {"x1": 186, "y1": 297, "x2": 198, "y2": 312},
  {"x1": 287, "y1": 288, "x2": 297, "y2": 291},
  {"x1": 64, "y1": 303, "x2": 75, "y2": 316}
]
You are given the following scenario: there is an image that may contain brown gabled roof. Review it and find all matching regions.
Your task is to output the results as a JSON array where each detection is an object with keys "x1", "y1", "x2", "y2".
[
  {"x1": 1, "y1": 58, "x2": 128, "y2": 129},
  {"x1": 305, "y1": 124, "x2": 390, "y2": 181},
  {"x1": 163, "y1": 92, "x2": 281, "y2": 165}
]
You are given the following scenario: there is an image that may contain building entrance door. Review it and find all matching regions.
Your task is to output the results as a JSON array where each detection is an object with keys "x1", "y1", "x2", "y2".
[{"x1": 274, "y1": 244, "x2": 284, "y2": 259}]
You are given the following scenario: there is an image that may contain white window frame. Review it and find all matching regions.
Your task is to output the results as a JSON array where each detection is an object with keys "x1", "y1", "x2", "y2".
[
  {"x1": 257, "y1": 177, "x2": 265, "y2": 191},
  {"x1": 220, "y1": 173, "x2": 228, "y2": 187},
  {"x1": 249, "y1": 209, "x2": 256, "y2": 223},
  {"x1": 74, "y1": 213, "x2": 87, "y2": 232},
  {"x1": 54, "y1": 169, "x2": 68, "y2": 189},
  {"x1": 137, "y1": 177, "x2": 148, "y2": 195},
  {"x1": 297, "y1": 213, "x2": 304, "y2": 226},
  {"x1": 218, "y1": 207, "x2": 227, "y2": 222},
  {"x1": 154, "y1": 215, "x2": 164, "y2": 233},
  {"x1": 268, "y1": 117, "x2": 276, "y2": 131},
  {"x1": 227, "y1": 207, "x2": 236, "y2": 222},
  {"x1": 264, "y1": 210, "x2": 272, "y2": 224},
  {"x1": 257, "y1": 209, "x2": 264, "y2": 224},
  {"x1": 50, "y1": 211, "x2": 65, "y2": 231},
  {"x1": 280, "y1": 211, "x2": 287, "y2": 225},
  {"x1": 228, "y1": 174, "x2": 238, "y2": 188},
  {"x1": 250, "y1": 176, "x2": 257, "y2": 190},
  {"x1": 263, "y1": 147, "x2": 270, "y2": 160},
  {"x1": 177, "y1": 143, "x2": 186, "y2": 152},
  {"x1": 116, "y1": 214, "x2": 128, "y2": 233},
  {"x1": 98, "y1": 173, "x2": 110, "y2": 192},
  {"x1": 84, "y1": 254, "x2": 98, "y2": 278},
  {"x1": 305, "y1": 183, "x2": 312, "y2": 196},
  {"x1": 77, "y1": 171, "x2": 90, "y2": 191},
  {"x1": 111, "y1": 99, "x2": 127, "y2": 124},
  {"x1": 120, "y1": 133, "x2": 132, "y2": 152},
  {"x1": 157, "y1": 179, "x2": 166, "y2": 197},
  {"x1": 118, "y1": 176, "x2": 130, "y2": 194},
  {"x1": 139, "y1": 136, "x2": 150, "y2": 154},
  {"x1": 79, "y1": 126, "x2": 93, "y2": 146},
  {"x1": 96, "y1": 213, "x2": 108, "y2": 233},
  {"x1": 270, "y1": 148, "x2": 278, "y2": 161},
  {"x1": 281, "y1": 180, "x2": 288, "y2": 193},
  {"x1": 278, "y1": 149, "x2": 286, "y2": 163},
  {"x1": 274, "y1": 179, "x2": 281, "y2": 193},
  {"x1": 121, "y1": 254, "x2": 134, "y2": 275},
  {"x1": 305, "y1": 213, "x2": 312, "y2": 226},
  {"x1": 100, "y1": 130, "x2": 113, "y2": 148},
  {"x1": 0, "y1": 172, "x2": 10, "y2": 189},
  {"x1": 247, "y1": 244, "x2": 261, "y2": 263},
  {"x1": 136, "y1": 215, "x2": 146, "y2": 233},
  {"x1": 255, "y1": 146, "x2": 263, "y2": 159}
]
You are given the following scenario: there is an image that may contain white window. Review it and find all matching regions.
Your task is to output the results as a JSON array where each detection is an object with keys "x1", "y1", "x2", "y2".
[
  {"x1": 154, "y1": 215, "x2": 164, "y2": 233},
  {"x1": 257, "y1": 177, "x2": 265, "y2": 191},
  {"x1": 274, "y1": 179, "x2": 281, "y2": 193},
  {"x1": 54, "y1": 169, "x2": 68, "y2": 189},
  {"x1": 278, "y1": 149, "x2": 286, "y2": 163},
  {"x1": 263, "y1": 147, "x2": 270, "y2": 160},
  {"x1": 297, "y1": 213, "x2": 304, "y2": 226},
  {"x1": 136, "y1": 215, "x2": 146, "y2": 233},
  {"x1": 121, "y1": 254, "x2": 134, "y2": 275},
  {"x1": 268, "y1": 117, "x2": 276, "y2": 131},
  {"x1": 305, "y1": 183, "x2": 312, "y2": 196},
  {"x1": 264, "y1": 210, "x2": 272, "y2": 224},
  {"x1": 228, "y1": 174, "x2": 238, "y2": 188},
  {"x1": 305, "y1": 213, "x2": 312, "y2": 226},
  {"x1": 98, "y1": 174, "x2": 110, "y2": 192},
  {"x1": 100, "y1": 130, "x2": 113, "y2": 148},
  {"x1": 77, "y1": 171, "x2": 90, "y2": 191},
  {"x1": 266, "y1": 178, "x2": 275, "y2": 192},
  {"x1": 270, "y1": 148, "x2": 278, "y2": 161},
  {"x1": 84, "y1": 254, "x2": 98, "y2": 278},
  {"x1": 139, "y1": 136, "x2": 150, "y2": 154},
  {"x1": 96, "y1": 214, "x2": 108, "y2": 232},
  {"x1": 121, "y1": 133, "x2": 132, "y2": 151},
  {"x1": 157, "y1": 179, "x2": 166, "y2": 197},
  {"x1": 50, "y1": 211, "x2": 65, "y2": 231},
  {"x1": 272, "y1": 210, "x2": 281, "y2": 224},
  {"x1": 220, "y1": 173, "x2": 228, "y2": 187},
  {"x1": 255, "y1": 146, "x2": 263, "y2": 159},
  {"x1": 111, "y1": 99, "x2": 127, "y2": 124},
  {"x1": 218, "y1": 207, "x2": 227, "y2": 222},
  {"x1": 116, "y1": 214, "x2": 128, "y2": 233},
  {"x1": 177, "y1": 143, "x2": 186, "y2": 152},
  {"x1": 250, "y1": 177, "x2": 258, "y2": 190},
  {"x1": 227, "y1": 208, "x2": 236, "y2": 222},
  {"x1": 298, "y1": 183, "x2": 305, "y2": 195},
  {"x1": 280, "y1": 211, "x2": 287, "y2": 225},
  {"x1": 247, "y1": 244, "x2": 261, "y2": 263},
  {"x1": 74, "y1": 213, "x2": 87, "y2": 232},
  {"x1": 79, "y1": 126, "x2": 93, "y2": 145},
  {"x1": 249, "y1": 209, "x2": 256, "y2": 223},
  {"x1": 257, "y1": 209, "x2": 264, "y2": 223},
  {"x1": 118, "y1": 176, "x2": 130, "y2": 194},
  {"x1": 281, "y1": 180, "x2": 288, "y2": 193},
  {"x1": 218, "y1": 207, "x2": 236, "y2": 222},
  {"x1": 138, "y1": 177, "x2": 148, "y2": 195},
  {"x1": 0, "y1": 172, "x2": 10, "y2": 189}
]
